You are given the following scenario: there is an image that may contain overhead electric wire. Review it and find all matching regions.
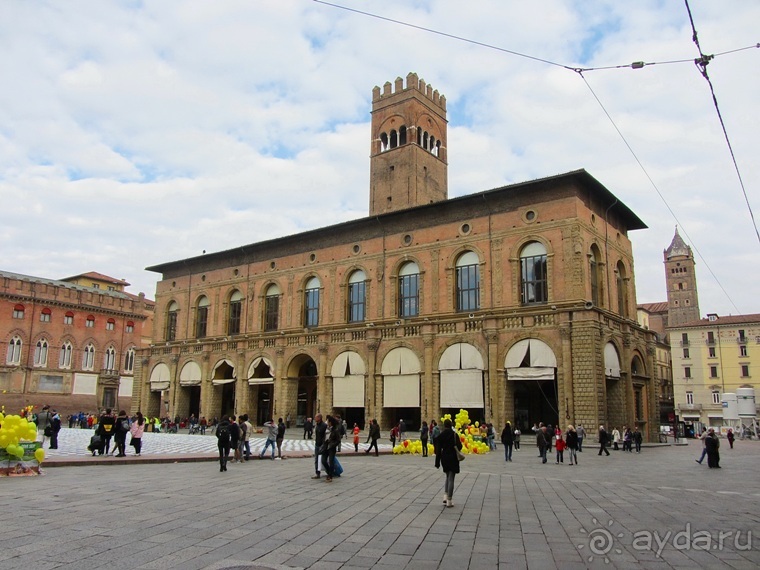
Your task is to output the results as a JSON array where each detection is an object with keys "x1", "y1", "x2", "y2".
[
  {"x1": 684, "y1": 0, "x2": 760, "y2": 247},
  {"x1": 313, "y1": 0, "x2": 755, "y2": 312}
]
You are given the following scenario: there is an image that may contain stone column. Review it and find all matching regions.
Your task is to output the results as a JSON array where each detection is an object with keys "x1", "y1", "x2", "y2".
[
  {"x1": 317, "y1": 342, "x2": 329, "y2": 415},
  {"x1": 422, "y1": 332, "x2": 435, "y2": 423},
  {"x1": 366, "y1": 337, "x2": 379, "y2": 422}
]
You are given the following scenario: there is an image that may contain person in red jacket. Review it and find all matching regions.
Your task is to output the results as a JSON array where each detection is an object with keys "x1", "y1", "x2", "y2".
[{"x1": 555, "y1": 432, "x2": 566, "y2": 464}]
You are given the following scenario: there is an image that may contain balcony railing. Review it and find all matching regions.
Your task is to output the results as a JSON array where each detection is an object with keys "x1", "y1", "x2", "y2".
[
  {"x1": 680, "y1": 340, "x2": 689, "y2": 347},
  {"x1": 737, "y1": 336, "x2": 748, "y2": 344}
]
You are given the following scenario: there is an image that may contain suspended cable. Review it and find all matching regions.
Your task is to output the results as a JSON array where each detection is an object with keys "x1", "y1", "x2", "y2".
[
  {"x1": 683, "y1": 0, "x2": 760, "y2": 246},
  {"x1": 576, "y1": 70, "x2": 741, "y2": 314}
]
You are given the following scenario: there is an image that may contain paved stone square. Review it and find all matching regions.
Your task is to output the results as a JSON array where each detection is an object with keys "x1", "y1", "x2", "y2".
[{"x1": 1, "y1": 437, "x2": 759, "y2": 569}]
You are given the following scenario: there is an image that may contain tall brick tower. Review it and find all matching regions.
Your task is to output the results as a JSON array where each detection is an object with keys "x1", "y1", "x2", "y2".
[
  {"x1": 664, "y1": 227, "x2": 701, "y2": 326},
  {"x1": 369, "y1": 72, "x2": 448, "y2": 216}
]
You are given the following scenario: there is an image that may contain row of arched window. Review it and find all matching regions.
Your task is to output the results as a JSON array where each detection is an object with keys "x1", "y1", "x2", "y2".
[
  {"x1": 5, "y1": 336, "x2": 135, "y2": 372},
  {"x1": 10, "y1": 304, "x2": 134, "y2": 332},
  {"x1": 163, "y1": 241, "x2": 631, "y2": 341},
  {"x1": 379, "y1": 125, "x2": 441, "y2": 157}
]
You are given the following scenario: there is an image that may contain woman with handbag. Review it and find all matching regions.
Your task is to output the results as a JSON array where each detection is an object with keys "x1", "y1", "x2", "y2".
[{"x1": 434, "y1": 419, "x2": 463, "y2": 508}]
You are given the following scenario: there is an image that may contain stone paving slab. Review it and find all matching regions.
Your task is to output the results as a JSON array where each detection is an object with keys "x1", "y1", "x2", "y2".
[{"x1": 1, "y1": 437, "x2": 759, "y2": 569}]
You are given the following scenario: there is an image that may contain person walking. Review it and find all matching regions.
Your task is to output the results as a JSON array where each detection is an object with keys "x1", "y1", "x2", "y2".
[
  {"x1": 364, "y1": 418, "x2": 380, "y2": 456},
  {"x1": 537, "y1": 425, "x2": 549, "y2": 464},
  {"x1": 48, "y1": 410, "x2": 62, "y2": 450},
  {"x1": 229, "y1": 415, "x2": 241, "y2": 463},
  {"x1": 323, "y1": 415, "x2": 341, "y2": 482},
  {"x1": 260, "y1": 418, "x2": 277, "y2": 460},
  {"x1": 727, "y1": 428, "x2": 735, "y2": 449},
  {"x1": 598, "y1": 425, "x2": 610, "y2": 456},
  {"x1": 216, "y1": 415, "x2": 232, "y2": 472},
  {"x1": 487, "y1": 423, "x2": 496, "y2": 451},
  {"x1": 623, "y1": 427, "x2": 633, "y2": 452},
  {"x1": 276, "y1": 417, "x2": 286, "y2": 459},
  {"x1": 130, "y1": 412, "x2": 145, "y2": 456},
  {"x1": 514, "y1": 426, "x2": 521, "y2": 450},
  {"x1": 303, "y1": 417, "x2": 313, "y2": 440},
  {"x1": 695, "y1": 427, "x2": 708, "y2": 464},
  {"x1": 612, "y1": 427, "x2": 621, "y2": 451},
  {"x1": 633, "y1": 427, "x2": 643, "y2": 453},
  {"x1": 705, "y1": 428, "x2": 721, "y2": 468},
  {"x1": 576, "y1": 424, "x2": 586, "y2": 452},
  {"x1": 555, "y1": 432, "x2": 565, "y2": 464},
  {"x1": 434, "y1": 419, "x2": 463, "y2": 508},
  {"x1": 312, "y1": 414, "x2": 327, "y2": 478},
  {"x1": 565, "y1": 425, "x2": 579, "y2": 465},
  {"x1": 113, "y1": 410, "x2": 130, "y2": 457},
  {"x1": 420, "y1": 421, "x2": 429, "y2": 457},
  {"x1": 243, "y1": 414, "x2": 253, "y2": 460},
  {"x1": 501, "y1": 421, "x2": 514, "y2": 462},
  {"x1": 353, "y1": 423, "x2": 360, "y2": 452},
  {"x1": 390, "y1": 425, "x2": 398, "y2": 448},
  {"x1": 431, "y1": 420, "x2": 440, "y2": 442}
]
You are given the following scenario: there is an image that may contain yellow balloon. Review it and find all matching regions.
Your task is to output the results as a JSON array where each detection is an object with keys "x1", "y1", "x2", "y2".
[{"x1": 35, "y1": 448, "x2": 45, "y2": 463}]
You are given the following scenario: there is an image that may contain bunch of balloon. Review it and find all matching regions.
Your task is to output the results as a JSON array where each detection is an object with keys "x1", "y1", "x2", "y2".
[{"x1": 0, "y1": 413, "x2": 44, "y2": 476}]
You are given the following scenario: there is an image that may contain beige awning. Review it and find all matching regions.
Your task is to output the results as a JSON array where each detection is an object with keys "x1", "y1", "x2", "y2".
[
  {"x1": 505, "y1": 339, "x2": 557, "y2": 381},
  {"x1": 179, "y1": 361, "x2": 202, "y2": 386},
  {"x1": 604, "y1": 343, "x2": 621, "y2": 378},
  {"x1": 248, "y1": 377, "x2": 274, "y2": 385},
  {"x1": 333, "y1": 375, "x2": 365, "y2": 407},
  {"x1": 149, "y1": 363, "x2": 170, "y2": 392},
  {"x1": 150, "y1": 381, "x2": 170, "y2": 392},
  {"x1": 440, "y1": 369, "x2": 484, "y2": 408},
  {"x1": 212, "y1": 378, "x2": 236, "y2": 386},
  {"x1": 383, "y1": 374, "x2": 420, "y2": 408}
]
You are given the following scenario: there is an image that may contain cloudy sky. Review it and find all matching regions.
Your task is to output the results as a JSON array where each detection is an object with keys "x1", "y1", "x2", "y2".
[{"x1": 1, "y1": 1, "x2": 758, "y2": 316}]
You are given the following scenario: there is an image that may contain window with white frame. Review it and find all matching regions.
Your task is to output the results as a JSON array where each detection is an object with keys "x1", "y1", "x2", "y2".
[
  {"x1": 13, "y1": 304, "x2": 25, "y2": 319},
  {"x1": 33, "y1": 339, "x2": 49, "y2": 366},
  {"x1": 40, "y1": 308, "x2": 51, "y2": 322},
  {"x1": 455, "y1": 251, "x2": 480, "y2": 312},
  {"x1": 59, "y1": 342, "x2": 72, "y2": 369},
  {"x1": 304, "y1": 277, "x2": 321, "y2": 328},
  {"x1": 520, "y1": 242, "x2": 548, "y2": 304},
  {"x1": 712, "y1": 390, "x2": 721, "y2": 404},
  {"x1": 398, "y1": 262, "x2": 420, "y2": 318},
  {"x1": 106, "y1": 318, "x2": 115, "y2": 331},
  {"x1": 686, "y1": 391, "x2": 694, "y2": 405},
  {"x1": 103, "y1": 346, "x2": 116, "y2": 370},
  {"x1": 6, "y1": 336, "x2": 22, "y2": 365},
  {"x1": 64, "y1": 311, "x2": 74, "y2": 325},
  {"x1": 742, "y1": 364, "x2": 750, "y2": 377},
  {"x1": 82, "y1": 344, "x2": 95, "y2": 370},
  {"x1": 124, "y1": 347, "x2": 135, "y2": 373},
  {"x1": 348, "y1": 270, "x2": 367, "y2": 323},
  {"x1": 86, "y1": 315, "x2": 95, "y2": 328},
  {"x1": 126, "y1": 321, "x2": 134, "y2": 333}
]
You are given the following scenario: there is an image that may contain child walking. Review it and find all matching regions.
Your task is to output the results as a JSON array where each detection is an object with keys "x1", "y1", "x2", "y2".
[{"x1": 555, "y1": 433, "x2": 565, "y2": 464}]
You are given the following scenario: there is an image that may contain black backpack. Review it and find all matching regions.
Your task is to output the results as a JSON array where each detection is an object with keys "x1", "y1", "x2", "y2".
[
  {"x1": 120, "y1": 418, "x2": 130, "y2": 433},
  {"x1": 217, "y1": 424, "x2": 230, "y2": 442}
]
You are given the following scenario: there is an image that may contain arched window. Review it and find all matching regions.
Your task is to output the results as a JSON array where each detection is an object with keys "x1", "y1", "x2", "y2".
[
  {"x1": 106, "y1": 317, "x2": 116, "y2": 331},
  {"x1": 399, "y1": 262, "x2": 420, "y2": 318},
  {"x1": 380, "y1": 132, "x2": 389, "y2": 152},
  {"x1": 34, "y1": 339, "x2": 49, "y2": 367},
  {"x1": 589, "y1": 244, "x2": 603, "y2": 307},
  {"x1": 264, "y1": 284, "x2": 280, "y2": 331},
  {"x1": 86, "y1": 315, "x2": 95, "y2": 328},
  {"x1": 124, "y1": 347, "x2": 135, "y2": 373},
  {"x1": 64, "y1": 311, "x2": 74, "y2": 325},
  {"x1": 103, "y1": 346, "x2": 116, "y2": 371},
  {"x1": 82, "y1": 344, "x2": 95, "y2": 371},
  {"x1": 228, "y1": 290, "x2": 243, "y2": 335},
  {"x1": 12, "y1": 304, "x2": 24, "y2": 319},
  {"x1": 390, "y1": 129, "x2": 398, "y2": 149},
  {"x1": 399, "y1": 125, "x2": 407, "y2": 145},
  {"x1": 348, "y1": 270, "x2": 367, "y2": 323},
  {"x1": 196, "y1": 296, "x2": 210, "y2": 339},
  {"x1": 616, "y1": 260, "x2": 628, "y2": 317},
  {"x1": 125, "y1": 320, "x2": 134, "y2": 333},
  {"x1": 6, "y1": 336, "x2": 22, "y2": 365},
  {"x1": 304, "y1": 277, "x2": 320, "y2": 328},
  {"x1": 59, "y1": 342, "x2": 73, "y2": 369},
  {"x1": 40, "y1": 307, "x2": 52, "y2": 323},
  {"x1": 456, "y1": 251, "x2": 480, "y2": 312},
  {"x1": 166, "y1": 301, "x2": 178, "y2": 341},
  {"x1": 520, "y1": 242, "x2": 548, "y2": 304}
]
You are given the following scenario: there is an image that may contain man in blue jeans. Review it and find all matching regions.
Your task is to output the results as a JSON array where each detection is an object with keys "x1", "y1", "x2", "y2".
[
  {"x1": 576, "y1": 424, "x2": 586, "y2": 452},
  {"x1": 260, "y1": 418, "x2": 277, "y2": 460},
  {"x1": 695, "y1": 427, "x2": 708, "y2": 464}
]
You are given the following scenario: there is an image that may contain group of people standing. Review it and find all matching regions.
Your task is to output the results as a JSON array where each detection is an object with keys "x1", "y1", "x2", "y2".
[
  {"x1": 88, "y1": 408, "x2": 146, "y2": 457},
  {"x1": 609, "y1": 426, "x2": 643, "y2": 453}
]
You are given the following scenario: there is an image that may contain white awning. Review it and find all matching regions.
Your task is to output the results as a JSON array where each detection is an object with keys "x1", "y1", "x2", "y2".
[
  {"x1": 149, "y1": 363, "x2": 170, "y2": 392},
  {"x1": 604, "y1": 343, "x2": 621, "y2": 378},
  {"x1": 331, "y1": 351, "x2": 366, "y2": 377},
  {"x1": 333, "y1": 375, "x2": 365, "y2": 407},
  {"x1": 439, "y1": 343, "x2": 484, "y2": 370},
  {"x1": 505, "y1": 339, "x2": 557, "y2": 381},
  {"x1": 179, "y1": 361, "x2": 202, "y2": 386},
  {"x1": 248, "y1": 377, "x2": 274, "y2": 385},
  {"x1": 383, "y1": 374, "x2": 420, "y2": 407},
  {"x1": 707, "y1": 413, "x2": 723, "y2": 418},
  {"x1": 682, "y1": 415, "x2": 701, "y2": 419},
  {"x1": 381, "y1": 347, "x2": 421, "y2": 375},
  {"x1": 248, "y1": 356, "x2": 274, "y2": 379},
  {"x1": 212, "y1": 378, "x2": 237, "y2": 386},
  {"x1": 440, "y1": 369, "x2": 484, "y2": 408}
]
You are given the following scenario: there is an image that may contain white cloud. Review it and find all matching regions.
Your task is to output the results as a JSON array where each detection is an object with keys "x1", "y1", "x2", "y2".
[{"x1": 0, "y1": 0, "x2": 757, "y2": 316}]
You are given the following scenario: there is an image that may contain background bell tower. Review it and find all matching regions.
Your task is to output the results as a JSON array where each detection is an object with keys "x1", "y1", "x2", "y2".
[
  {"x1": 664, "y1": 227, "x2": 701, "y2": 327},
  {"x1": 369, "y1": 72, "x2": 448, "y2": 216}
]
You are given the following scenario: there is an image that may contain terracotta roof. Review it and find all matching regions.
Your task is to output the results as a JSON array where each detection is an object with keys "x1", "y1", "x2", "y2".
[
  {"x1": 669, "y1": 313, "x2": 760, "y2": 329},
  {"x1": 637, "y1": 302, "x2": 669, "y2": 314},
  {"x1": 60, "y1": 271, "x2": 130, "y2": 286}
]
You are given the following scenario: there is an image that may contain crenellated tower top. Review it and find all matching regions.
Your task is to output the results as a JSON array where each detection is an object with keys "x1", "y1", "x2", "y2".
[{"x1": 369, "y1": 72, "x2": 448, "y2": 216}]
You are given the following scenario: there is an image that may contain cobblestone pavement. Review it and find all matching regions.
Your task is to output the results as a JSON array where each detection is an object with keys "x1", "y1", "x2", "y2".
[
  {"x1": 39, "y1": 428, "x2": 393, "y2": 459},
  {"x1": 2, "y1": 437, "x2": 759, "y2": 570}
]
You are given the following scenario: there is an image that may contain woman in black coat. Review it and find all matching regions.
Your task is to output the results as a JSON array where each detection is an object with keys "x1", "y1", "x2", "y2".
[
  {"x1": 500, "y1": 421, "x2": 514, "y2": 462},
  {"x1": 434, "y1": 419, "x2": 463, "y2": 508},
  {"x1": 705, "y1": 429, "x2": 721, "y2": 468}
]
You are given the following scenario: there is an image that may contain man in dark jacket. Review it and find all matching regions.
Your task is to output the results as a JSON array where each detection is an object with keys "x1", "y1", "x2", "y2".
[
  {"x1": 113, "y1": 410, "x2": 130, "y2": 457},
  {"x1": 537, "y1": 425, "x2": 550, "y2": 463},
  {"x1": 49, "y1": 410, "x2": 62, "y2": 449},
  {"x1": 312, "y1": 414, "x2": 327, "y2": 478},
  {"x1": 216, "y1": 415, "x2": 233, "y2": 472},
  {"x1": 98, "y1": 408, "x2": 116, "y2": 455},
  {"x1": 364, "y1": 419, "x2": 380, "y2": 456},
  {"x1": 598, "y1": 425, "x2": 611, "y2": 456},
  {"x1": 501, "y1": 421, "x2": 514, "y2": 462}
]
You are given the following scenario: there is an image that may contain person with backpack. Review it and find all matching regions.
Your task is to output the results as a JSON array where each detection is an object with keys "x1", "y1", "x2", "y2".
[
  {"x1": 216, "y1": 415, "x2": 233, "y2": 472},
  {"x1": 229, "y1": 415, "x2": 242, "y2": 463},
  {"x1": 49, "y1": 410, "x2": 62, "y2": 450},
  {"x1": 98, "y1": 408, "x2": 116, "y2": 455},
  {"x1": 113, "y1": 410, "x2": 130, "y2": 457}
]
